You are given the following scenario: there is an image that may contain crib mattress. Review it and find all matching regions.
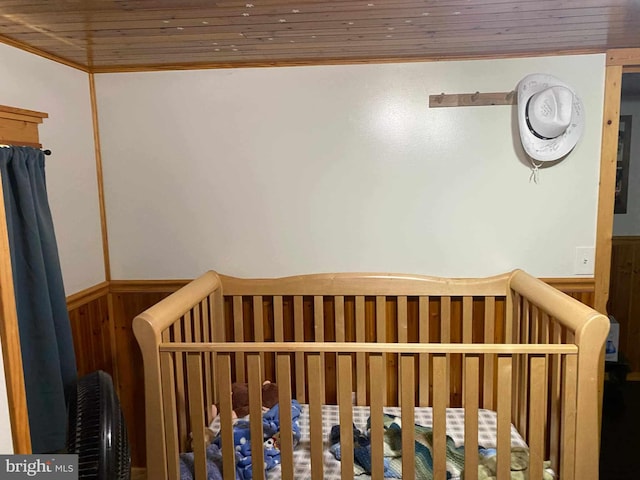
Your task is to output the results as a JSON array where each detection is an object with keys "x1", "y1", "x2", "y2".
[{"x1": 267, "y1": 404, "x2": 527, "y2": 479}]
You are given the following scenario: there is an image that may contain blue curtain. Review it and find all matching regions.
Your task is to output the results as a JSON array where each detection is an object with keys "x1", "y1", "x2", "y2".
[{"x1": 0, "y1": 146, "x2": 77, "y2": 453}]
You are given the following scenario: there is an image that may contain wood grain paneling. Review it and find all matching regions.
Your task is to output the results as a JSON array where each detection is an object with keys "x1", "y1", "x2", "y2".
[
  {"x1": 0, "y1": 1, "x2": 639, "y2": 71},
  {"x1": 609, "y1": 236, "x2": 640, "y2": 374},
  {"x1": 68, "y1": 293, "x2": 113, "y2": 377},
  {"x1": 110, "y1": 290, "x2": 174, "y2": 467}
]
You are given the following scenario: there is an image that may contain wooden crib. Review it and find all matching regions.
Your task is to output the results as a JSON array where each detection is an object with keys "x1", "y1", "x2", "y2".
[{"x1": 133, "y1": 269, "x2": 608, "y2": 480}]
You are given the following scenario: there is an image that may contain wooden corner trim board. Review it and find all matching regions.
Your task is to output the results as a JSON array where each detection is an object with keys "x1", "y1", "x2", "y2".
[{"x1": 607, "y1": 48, "x2": 640, "y2": 67}]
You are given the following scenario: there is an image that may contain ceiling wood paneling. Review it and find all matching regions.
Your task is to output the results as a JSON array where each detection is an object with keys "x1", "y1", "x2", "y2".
[{"x1": 1, "y1": 0, "x2": 639, "y2": 72}]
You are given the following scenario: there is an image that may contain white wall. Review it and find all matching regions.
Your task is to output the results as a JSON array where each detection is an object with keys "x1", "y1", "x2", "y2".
[
  {"x1": 0, "y1": 43, "x2": 105, "y2": 452},
  {"x1": 0, "y1": 43, "x2": 104, "y2": 294},
  {"x1": 96, "y1": 54, "x2": 605, "y2": 280},
  {"x1": 614, "y1": 97, "x2": 640, "y2": 235}
]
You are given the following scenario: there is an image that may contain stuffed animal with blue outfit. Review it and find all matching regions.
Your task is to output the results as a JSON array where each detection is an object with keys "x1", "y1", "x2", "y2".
[{"x1": 207, "y1": 381, "x2": 302, "y2": 480}]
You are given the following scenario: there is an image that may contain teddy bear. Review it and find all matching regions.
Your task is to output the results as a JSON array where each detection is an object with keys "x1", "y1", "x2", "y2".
[
  {"x1": 210, "y1": 380, "x2": 279, "y2": 420},
  {"x1": 187, "y1": 381, "x2": 279, "y2": 451}
]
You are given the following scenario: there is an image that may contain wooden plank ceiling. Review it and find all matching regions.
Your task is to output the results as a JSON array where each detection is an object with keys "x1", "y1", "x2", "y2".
[{"x1": 0, "y1": 0, "x2": 639, "y2": 72}]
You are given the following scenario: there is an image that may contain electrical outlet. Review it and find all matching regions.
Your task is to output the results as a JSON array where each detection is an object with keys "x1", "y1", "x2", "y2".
[{"x1": 574, "y1": 247, "x2": 595, "y2": 275}]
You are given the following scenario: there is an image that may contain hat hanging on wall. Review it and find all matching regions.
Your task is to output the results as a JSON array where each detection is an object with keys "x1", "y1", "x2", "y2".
[{"x1": 517, "y1": 73, "x2": 585, "y2": 162}]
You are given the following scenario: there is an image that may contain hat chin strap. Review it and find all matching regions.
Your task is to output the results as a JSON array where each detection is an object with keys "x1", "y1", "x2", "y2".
[{"x1": 529, "y1": 157, "x2": 542, "y2": 184}]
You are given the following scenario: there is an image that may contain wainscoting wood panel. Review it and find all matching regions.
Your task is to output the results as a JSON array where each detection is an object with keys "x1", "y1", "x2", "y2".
[
  {"x1": 67, "y1": 276, "x2": 595, "y2": 470},
  {"x1": 609, "y1": 236, "x2": 640, "y2": 374},
  {"x1": 110, "y1": 290, "x2": 175, "y2": 468},
  {"x1": 68, "y1": 294, "x2": 113, "y2": 378}
]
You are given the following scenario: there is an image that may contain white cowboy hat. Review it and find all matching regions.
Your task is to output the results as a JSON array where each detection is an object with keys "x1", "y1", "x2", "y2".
[{"x1": 517, "y1": 73, "x2": 585, "y2": 162}]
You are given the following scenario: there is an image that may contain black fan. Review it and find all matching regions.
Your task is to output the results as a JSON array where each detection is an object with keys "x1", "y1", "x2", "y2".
[{"x1": 67, "y1": 370, "x2": 131, "y2": 479}]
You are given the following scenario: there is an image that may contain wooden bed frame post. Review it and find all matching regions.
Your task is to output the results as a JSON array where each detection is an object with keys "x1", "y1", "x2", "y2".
[
  {"x1": 132, "y1": 313, "x2": 167, "y2": 480},
  {"x1": 133, "y1": 271, "x2": 222, "y2": 479},
  {"x1": 574, "y1": 317, "x2": 610, "y2": 479}
]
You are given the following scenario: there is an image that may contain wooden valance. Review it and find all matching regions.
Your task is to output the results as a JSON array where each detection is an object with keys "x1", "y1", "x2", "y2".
[{"x1": 0, "y1": 105, "x2": 49, "y2": 148}]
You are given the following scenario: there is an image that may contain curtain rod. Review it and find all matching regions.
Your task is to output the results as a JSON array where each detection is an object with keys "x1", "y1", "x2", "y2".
[{"x1": 0, "y1": 144, "x2": 52, "y2": 155}]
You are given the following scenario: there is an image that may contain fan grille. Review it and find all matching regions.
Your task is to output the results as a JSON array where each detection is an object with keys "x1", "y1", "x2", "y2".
[{"x1": 67, "y1": 371, "x2": 131, "y2": 479}]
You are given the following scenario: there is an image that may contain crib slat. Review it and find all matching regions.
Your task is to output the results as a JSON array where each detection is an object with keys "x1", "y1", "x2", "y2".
[
  {"x1": 548, "y1": 322, "x2": 562, "y2": 473},
  {"x1": 531, "y1": 305, "x2": 540, "y2": 345},
  {"x1": 356, "y1": 296, "x2": 366, "y2": 405},
  {"x1": 338, "y1": 353, "x2": 354, "y2": 480},
  {"x1": 511, "y1": 296, "x2": 520, "y2": 433},
  {"x1": 419, "y1": 296, "x2": 430, "y2": 407},
  {"x1": 369, "y1": 353, "x2": 385, "y2": 479},
  {"x1": 193, "y1": 305, "x2": 202, "y2": 342},
  {"x1": 540, "y1": 311, "x2": 550, "y2": 344},
  {"x1": 462, "y1": 296, "x2": 473, "y2": 343},
  {"x1": 400, "y1": 354, "x2": 416, "y2": 479},
  {"x1": 335, "y1": 296, "x2": 346, "y2": 342},
  {"x1": 440, "y1": 297, "x2": 451, "y2": 406},
  {"x1": 528, "y1": 355, "x2": 547, "y2": 480},
  {"x1": 247, "y1": 353, "x2": 265, "y2": 480},
  {"x1": 519, "y1": 299, "x2": 531, "y2": 440},
  {"x1": 173, "y1": 322, "x2": 187, "y2": 450},
  {"x1": 561, "y1": 344, "x2": 577, "y2": 480},
  {"x1": 433, "y1": 354, "x2": 447, "y2": 480},
  {"x1": 253, "y1": 296, "x2": 265, "y2": 378},
  {"x1": 274, "y1": 296, "x2": 284, "y2": 341},
  {"x1": 376, "y1": 295, "x2": 387, "y2": 405},
  {"x1": 398, "y1": 295, "x2": 408, "y2": 342},
  {"x1": 160, "y1": 352, "x2": 180, "y2": 480},
  {"x1": 496, "y1": 355, "x2": 513, "y2": 480},
  {"x1": 211, "y1": 290, "x2": 225, "y2": 403},
  {"x1": 276, "y1": 354, "x2": 294, "y2": 479},
  {"x1": 313, "y1": 296, "x2": 326, "y2": 404},
  {"x1": 462, "y1": 296, "x2": 473, "y2": 408},
  {"x1": 187, "y1": 353, "x2": 207, "y2": 480},
  {"x1": 483, "y1": 297, "x2": 495, "y2": 410},
  {"x1": 201, "y1": 298, "x2": 214, "y2": 425},
  {"x1": 464, "y1": 354, "x2": 480, "y2": 480},
  {"x1": 184, "y1": 310, "x2": 193, "y2": 342},
  {"x1": 308, "y1": 353, "x2": 324, "y2": 479},
  {"x1": 294, "y1": 296, "x2": 306, "y2": 402},
  {"x1": 233, "y1": 296, "x2": 245, "y2": 382},
  {"x1": 441, "y1": 296, "x2": 451, "y2": 342},
  {"x1": 216, "y1": 353, "x2": 235, "y2": 480}
]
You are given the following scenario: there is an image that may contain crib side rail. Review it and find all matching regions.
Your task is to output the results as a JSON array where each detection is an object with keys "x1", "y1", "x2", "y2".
[
  {"x1": 164, "y1": 342, "x2": 580, "y2": 480},
  {"x1": 133, "y1": 270, "x2": 224, "y2": 480},
  {"x1": 508, "y1": 269, "x2": 609, "y2": 480},
  {"x1": 219, "y1": 271, "x2": 511, "y2": 297}
]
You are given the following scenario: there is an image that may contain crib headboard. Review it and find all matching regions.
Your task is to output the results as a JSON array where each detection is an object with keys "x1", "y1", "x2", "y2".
[{"x1": 134, "y1": 269, "x2": 608, "y2": 480}]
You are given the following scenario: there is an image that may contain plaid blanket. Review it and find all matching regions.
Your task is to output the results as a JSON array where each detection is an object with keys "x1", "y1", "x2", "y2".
[
  {"x1": 329, "y1": 414, "x2": 465, "y2": 479},
  {"x1": 328, "y1": 414, "x2": 555, "y2": 480}
]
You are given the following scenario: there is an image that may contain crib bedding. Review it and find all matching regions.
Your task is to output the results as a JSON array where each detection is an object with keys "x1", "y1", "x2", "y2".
[
  {"x1": 206, "y1": 404, "x2": 527, "y2": 480},
  {"x1": 285, "y1": 404, "x2": 527, "y2": 480}
]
